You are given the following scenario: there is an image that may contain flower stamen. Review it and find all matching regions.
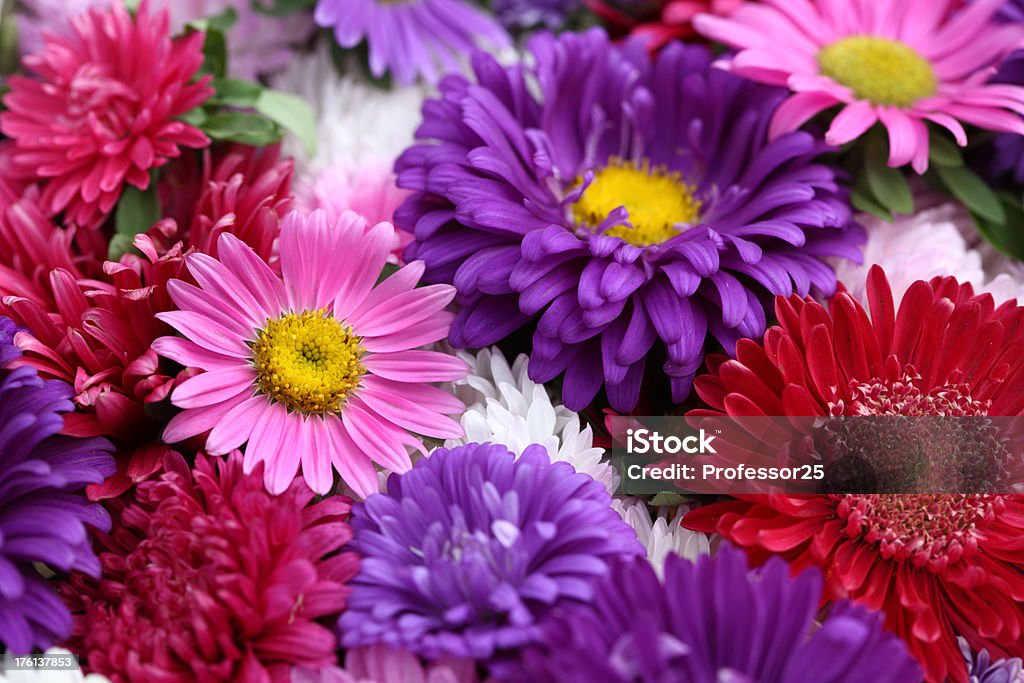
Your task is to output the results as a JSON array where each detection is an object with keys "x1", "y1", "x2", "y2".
[
  {"x1": 251, "y1": 309, "x2": 365, "y2": 416},
  {"x1": 572, "y1": 158, "x2": 702, "y2": 247},
  {"x1": 818, "y1": 36, "x2": 938, "y2": 107}
]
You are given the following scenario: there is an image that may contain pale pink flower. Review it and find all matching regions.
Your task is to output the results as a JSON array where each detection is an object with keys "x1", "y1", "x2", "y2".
[
  {"x1": 154, "y1": 209, "x2": 467, "y2": 497},
  {"x1": 696, "y1": 0, "x2": 1024, "y2": 172}
]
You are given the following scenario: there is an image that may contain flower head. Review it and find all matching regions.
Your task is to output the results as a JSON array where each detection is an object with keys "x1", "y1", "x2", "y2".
[
  {"x1": 591, "y1": 0, "x2": 744, "y2": 51},
  {"x1": 0, "y1": 319, "x2": 115, "y2": 653},
  {"x1": 338, "y1": 442, "x2": 642, "y2": 660},
  {"x1": 314, "y1": 0, "x2": 510, "y2": 85},
  {"x1": 683, "y1": 267, "x2": 1024, "y2": 682},
  {"x1": 695, "y1": 0, "x2": 1024, "y2": 173},
  {"x1": 445, "y1": 347, "x2": 618, "y2": 492},
  {"x1": 1, "y1": 1, "x2": 213, "y2": 227},
  {"x1": 962, "y1": 638, "x2": 1024, "y2": 683},
  {"x1": 501, "y1": 545, "x2": 920, "y2": 682},
  {"x1": 397, "y1": 29, "x2": 861, "y2": 411},
  {"x1": 833, "y1": 202, "x2": 1024, "y2": 306},
  {"x1": 61, "y1": 451, "x2": 359, "y2": 682},
  {"x1": 155, "y1": 209, "x2": 467, "y2": 498}
]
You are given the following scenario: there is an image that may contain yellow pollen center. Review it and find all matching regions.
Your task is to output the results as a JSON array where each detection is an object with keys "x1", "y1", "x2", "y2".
[
  {"x1": 251, "y1": 309, "x2": 365, "y2": 416},
  {"x1": 818, "y1": 35, "x2": 937, "y2": 107},
  {"x1": 571, "y1": 158, "x2": 702, "y2": 247}
]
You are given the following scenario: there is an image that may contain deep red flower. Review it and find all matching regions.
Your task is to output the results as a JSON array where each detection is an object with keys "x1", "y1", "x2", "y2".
[
  {"x1": 61, "y1": 451, "x2": 358, "y2": 682},
  {"x1": 587, "y1": 0, "x2": 744, "y2": 51},
  {"x1": 684, "y1": 266, "x2": 1024, "y2": 683},
  {"x1": 0, "y1": 1, "x2": 212, "y2": 228}
]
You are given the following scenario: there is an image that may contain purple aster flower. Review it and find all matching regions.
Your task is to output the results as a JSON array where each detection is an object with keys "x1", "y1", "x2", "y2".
[
  {"x1": 962, "y1": 637, "x2": 1024, "y2": 683},
  {"x1": 493, "y1": 0, "x2": 581, "y2": 29},
  {"x1": 396, "y1": 29, "x2": 863, "y2": 412},
  {"x1": 337, "y1": 441, "x2": 642, "y2": 661},
  {"x1": 0, "y1": 318, "x2": 116, "y2": 653},
  {"x1": 499, "y1": 544, "x2": 922, "y2": 683},
  {"x1": 314, "y1": 0, "x2": 511, "y2": 85}
]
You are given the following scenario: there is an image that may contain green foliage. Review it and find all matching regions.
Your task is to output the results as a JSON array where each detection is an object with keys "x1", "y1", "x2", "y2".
[{"x1": 110, "y1": 184, "x2": 161, "y2": 260}]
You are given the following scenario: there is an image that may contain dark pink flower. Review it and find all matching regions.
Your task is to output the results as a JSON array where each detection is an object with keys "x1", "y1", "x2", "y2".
[
  {"x1": 0, "y1": 1, "x2": 212, "y2": 228},
  {"x1": 61, "y1": 451, "x2": 359, "y2": 682}
]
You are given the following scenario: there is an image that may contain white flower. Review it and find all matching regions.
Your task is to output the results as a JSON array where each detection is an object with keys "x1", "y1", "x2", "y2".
[
  {"x1": 612, "y1": 498, "x2": 711, "y2": 577},
  {"x1": 445, "y1": 347, "x2": 619, "y2": 493},
  {"x1": 0, "y1": 649, "x2": 109, "y2": 683},
  {"x1": 834, "y1": 202, "x2": 1024, "y2": 306},
  {"x1": 270, "y1": 43, "x2": 428, "y2": 181}
]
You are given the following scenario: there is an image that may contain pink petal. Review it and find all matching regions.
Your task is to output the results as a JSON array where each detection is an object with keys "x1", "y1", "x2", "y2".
[
  {"x1": 327, "y1": 418, "x2": 380, "y2": 499},
  {"x1": 299, "y1": 417, "x2": 334, "y2": 495},
  {"x1": 205, "y1": 395, "x2": 267, "y2": 455},
  {"x1": 825, "y1": 101, "x2": 878, "y2": 146},
  {"x1": 156, "y1": 310, "x2": 250, "y2": 358},
  {"x1": 163, "y1": 391, "x2": 249, "y2": 443},
  {"x1": 342, "y1": 399, "x2": 413, "y2": 473},
  {"x1": 243, "y1": 402, "x2": 290, "y2": 489},
  {"x1": 360, "y1": 312, "x2": 455, "y2": 353},
  {"x1": 331, "y1": 220, "x2": 399, "y2": 319},
  {"x1": 171, "y1": 366, "x2": 254, "y2": 409},
  {"x1": 185, "y1": 251, "x2": 270, "y2": 329},
  {"x1": 877, "y1": 107, "x2": 923, "y2": 169},
  {"x1": 215, "y1": 232, "x2": 284, "y2": 318},
  {"x1": 350, "y1": 284, "x2": 456, "y2": 338},
  {"x1": 166, "y1": 279, "x2": 254, "y2": 337},
  {"x1": 362, "y1": 350, "x2": 467, "y2": 383},
  {"x1": 357, "y1": 383, "x2": 464, "y2": 439},
  {"x1": 152, "y1": 336, "x2": 240, "y2": 371}
]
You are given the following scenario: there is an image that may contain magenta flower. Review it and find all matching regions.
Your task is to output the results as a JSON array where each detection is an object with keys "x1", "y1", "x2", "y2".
[
  {"x1": 0, "y1": 1, "x2": 212, "y2": 228},
  {"x1": 695, "y1": 0, "x2": 1024, "y2": 172},
  {"x1": 154, "y1": 209, "x2": 467, "y2": 498}
]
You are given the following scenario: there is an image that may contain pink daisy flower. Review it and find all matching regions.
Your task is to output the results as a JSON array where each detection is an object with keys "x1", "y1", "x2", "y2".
[
  {"x1": 0, "y1": 1, "x2": 212, "y2": 228},
  {"x1": 154, "y1": 209, "x2": 467, "y2": 498},
  {"x1": 695, "y1": 0, "x2": 1024, "y2": 172}
]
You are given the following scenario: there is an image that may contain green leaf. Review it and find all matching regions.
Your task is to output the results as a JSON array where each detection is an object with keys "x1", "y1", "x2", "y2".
[
  {"x1": 928, "y1": 129, "x2": 964, "y2": 168},
  {"x1": 935, "y1": 164, "x2": 1005, "y2": 224},
  {"x1": 251, "y1": 0, "x2": 317, "y2": 16},
  {"x1": 970, "y1": 191, "x2": 1024, "y2": 259},
  {"x1": 115, "y1": 184, "x2": 161, "y2": 236},
  {"x1": 198, "y1": 27, "x2": 228, "y2": 78},
  {"x1": 864, "y1": 152, "x2": 914, "y2": 215},
  {"x1": 852, "y1": 177, "x2": 892, "y2": 221},
  {"x1": 201, "y1": 111, "x2": 283, "y2": 146},
  {"x1": 179, "y1": 106, "x2": 208, "y2": 127},
  {"x1": 107, "y1": 234, "x2": 138, "y2": 262},
  {"x1": 187, "y1": 7, "x2": 238, "y2": 33},
  {"x1": 209, "y1": 78, "x2": 264, "y2": 108},
  {"x1": 111, "y1": 184, "x2": 160, "y2": 260},
  {"x1": 255, "y1": 89, "x2": 317, "y2": 156}
]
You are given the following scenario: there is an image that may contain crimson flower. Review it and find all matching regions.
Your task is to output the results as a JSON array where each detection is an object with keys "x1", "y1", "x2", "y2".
[
  {"x1": 684, "y1": 266, "x2": 1024, "y2": 683},
  {"x1": 0, "y1": 1, "x2": 212, "y2": 228},
  {"x1": 61, "y1": 451, "x2": 358, "y2": 681}
]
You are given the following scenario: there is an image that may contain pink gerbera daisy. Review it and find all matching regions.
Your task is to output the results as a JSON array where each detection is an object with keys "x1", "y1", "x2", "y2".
[
  {"x1": 695, "y1": 0, "x2": 1024, "y2": 172},
  {"x1": 0, "y1": 0, "x2": 212, "y2": 228},
  {"x1": 154, "y1": 209, "x2": 467, "y2": 497}
]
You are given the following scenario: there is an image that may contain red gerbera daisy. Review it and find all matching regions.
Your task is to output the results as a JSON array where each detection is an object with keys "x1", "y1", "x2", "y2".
[
  {"x1": 61, "y1": 451, "x2": 359, "y2": 682},
  {"x1": 0, "y1": 0, "x2": 212, "y2": 228},
  {"x1": 683, "y1": 266, "x2": 1024, "y2": 683}
]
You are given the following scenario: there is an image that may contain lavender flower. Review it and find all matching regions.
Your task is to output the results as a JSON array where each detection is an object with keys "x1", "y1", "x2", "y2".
[
  {"x1": 962, "y1": 638, "x2": 1024, "y2": 683},
  {"x1": 337, "y1": 442, "x2": 641, "y2": 660},
  {"x1": 500, "y1": 545, "x2": 922, "y2": 683},
  {"x1": 396, "y1": 29, "x2": 863, "y2": 412},
  {"x1": 0, "y1": 318, "x2": 115, "y2": 653},
  {"x1": 314, "y1": 0, "x2": 510, "y2": 85}
]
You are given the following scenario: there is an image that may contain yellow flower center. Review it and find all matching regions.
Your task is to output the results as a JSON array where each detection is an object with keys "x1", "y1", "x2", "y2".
[
  {"x1": 818, "y1": 35, "x2": 937, "y2": 107},
  {"x1": 571, "y1": 158, "x2": 702, "y2": 247},
  {"x1": 251, "y1": 309, "x2": 365, "y2": 416}
]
